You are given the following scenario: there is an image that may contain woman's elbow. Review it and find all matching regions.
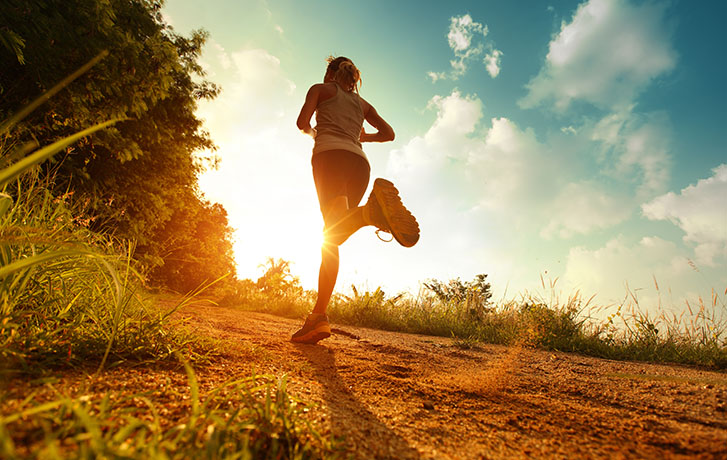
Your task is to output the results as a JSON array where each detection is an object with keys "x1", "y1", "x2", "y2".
[{"x1": 386, "y1": 127, "x2": 395, "y2": 142}]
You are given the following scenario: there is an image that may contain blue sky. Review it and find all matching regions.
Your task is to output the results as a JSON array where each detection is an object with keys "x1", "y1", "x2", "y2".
[{"x1": 163, "y1": 0, "x2": 726, "y2": 317}]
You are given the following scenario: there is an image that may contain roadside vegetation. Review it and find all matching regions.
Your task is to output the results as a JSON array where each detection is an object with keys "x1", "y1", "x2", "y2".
[
  {"x1": 1, "y1": 1, "x2": 336, "y2": 458},
  {"x1": 242, "y1": 259, "x2": 727, "y2": 369}
]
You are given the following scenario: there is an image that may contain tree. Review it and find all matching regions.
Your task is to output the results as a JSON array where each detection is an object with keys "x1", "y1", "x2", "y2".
[
  {"x1": 256, "y1": 258, "x2": 303, "y2": 298},
  {"x1": 1, "y1": 0, "x2": 232, "y2": 287},
  {"x1": 149, "y1": 198, "x2": 237, "y2": 293},
  {"x1": 424, "y1": 274, "x2": 493, "y2": 318}
]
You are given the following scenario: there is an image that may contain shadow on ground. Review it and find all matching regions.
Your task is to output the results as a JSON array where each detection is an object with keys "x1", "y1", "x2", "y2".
[{"x1": 295, "y1": 343, "x2": 421, "y2": 459}]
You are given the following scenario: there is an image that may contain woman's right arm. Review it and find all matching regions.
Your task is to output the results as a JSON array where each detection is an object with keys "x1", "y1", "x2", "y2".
[
  {"x1": 297, "y1": 84, "x2": 321, "y2": 138},
  {"x1": 360, "y1": 98, "x2": 395, "y2": 143}
]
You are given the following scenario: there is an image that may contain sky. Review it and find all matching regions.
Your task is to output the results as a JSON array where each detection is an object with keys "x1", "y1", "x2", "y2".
[{"x1": 162, "y1": 0, "x2": 726, "y2": 317}]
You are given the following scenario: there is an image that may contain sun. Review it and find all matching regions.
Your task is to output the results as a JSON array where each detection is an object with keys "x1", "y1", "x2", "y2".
[{"x1": 227, "y1": 197, "x2": 325, "y2": 290}]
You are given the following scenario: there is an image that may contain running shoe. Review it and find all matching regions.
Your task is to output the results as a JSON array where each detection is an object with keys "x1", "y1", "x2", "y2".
[
  {"x1": 365, "y1": 178, "x2": 420, "y2": 247},
  {"x1": 290, "y1": 313, "x2": 331, "y2": 344}
]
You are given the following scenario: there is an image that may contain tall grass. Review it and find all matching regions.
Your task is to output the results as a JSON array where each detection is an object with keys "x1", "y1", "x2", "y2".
[
  {"x1": 0, "y1": 175, "x2": 209, "y2": 372},
  {"x1": 592, "y1": 281, "x2": 727, "y2": 367},
  {"x1": 327, "y1": 284, "x2": 597, "y2": 351},
  {"x1": 237, "y1": 264, "x2": 727, "y2": 369},
  {"x1": 327, "y1": 279, "x2": 726, "y2": 368}
]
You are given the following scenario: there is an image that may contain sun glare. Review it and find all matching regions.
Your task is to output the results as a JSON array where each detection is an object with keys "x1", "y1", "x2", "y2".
[{"x1": 226, "y1": 200, "x2": 324, "y2": 290}]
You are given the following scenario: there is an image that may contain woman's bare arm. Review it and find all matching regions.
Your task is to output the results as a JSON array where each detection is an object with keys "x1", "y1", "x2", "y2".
[
  {"x1": 297, "y1": 84, "x2": 322, "y2": 137},
  {"x1": 359, "y1": 98, "x2": 395, "y2": 143}
]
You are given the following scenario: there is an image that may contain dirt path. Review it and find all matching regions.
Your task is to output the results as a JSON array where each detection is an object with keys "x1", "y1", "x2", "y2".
[
  {"x1": 179, "y1": 304, "x2": 727, "y2": 459},
  {"x1": 3, "y1": 304, "x2": 725, "y2": 459}
]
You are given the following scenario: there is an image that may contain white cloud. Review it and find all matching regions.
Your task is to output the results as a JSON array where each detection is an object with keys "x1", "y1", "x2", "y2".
[
  {"x1": 642, "y1": 164, "x2": 727, "y2": 266},
  {"x1": 541, "y1": 181, "x2": 631, "y2": 238},
  {"x1": 589, "y1": 107, "x2": 672, "y2": 197},
  {"x1": 427, "y1": 71, "x2": 447, "y2": 82},
  {"x1": 387, "y1": 92, "x2": 550, "y2": 218},
  {"x1": 448, "y1": 14, "x2": 486, "y2": 52},
  {"x1": 387, "y1": 91, "x2": 645, "y2": 238},
  {"x1": 519, "y1": 0, "x2": 677, "y2": 111},
  {"x1": 429, "y1": 14, "x2": 503, "y2": 81},
  {"x1": 484, "y1": 49, "x2": 503, "y2": 78},
  {"x1": 563, "y1": 236, "x2": 698, "y2": 310}
]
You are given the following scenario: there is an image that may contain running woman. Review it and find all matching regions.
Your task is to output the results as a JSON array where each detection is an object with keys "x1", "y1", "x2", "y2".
[{"x1": 291, "y1": 56, "x2": 419, "y2": 344}]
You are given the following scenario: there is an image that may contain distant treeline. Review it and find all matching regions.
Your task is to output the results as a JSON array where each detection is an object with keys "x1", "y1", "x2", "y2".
[{"x1": 1, "y1": 0, "x2": 237, "y2": 293}]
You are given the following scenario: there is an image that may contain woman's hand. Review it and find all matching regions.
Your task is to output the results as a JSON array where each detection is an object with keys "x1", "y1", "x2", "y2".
[{"x1": 301, "y1": 126, "x2": 317, "y2": 138}]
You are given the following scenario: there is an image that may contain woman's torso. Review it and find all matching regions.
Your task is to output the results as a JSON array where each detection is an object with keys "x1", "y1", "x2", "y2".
[{"x1": 313, "y1": 83, "x2": 367, "y2": 161}]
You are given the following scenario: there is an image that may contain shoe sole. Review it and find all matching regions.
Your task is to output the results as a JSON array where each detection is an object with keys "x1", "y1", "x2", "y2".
[
  {"x1": 372, "y1": 179, "x2": 420, "y2": 248},
  {"x1": 290, "y1": 324, "x2": 332, "y2": 344}
]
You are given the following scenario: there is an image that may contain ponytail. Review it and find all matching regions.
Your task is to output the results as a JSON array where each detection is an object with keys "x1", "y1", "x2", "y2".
[{"x1": 326, "y1": 56, "x2": 361, "y2": 92}]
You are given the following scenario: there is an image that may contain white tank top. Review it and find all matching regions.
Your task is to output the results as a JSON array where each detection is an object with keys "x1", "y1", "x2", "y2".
[{"x1": 313, "y1": 83, "x2": 368, "y2": 162}]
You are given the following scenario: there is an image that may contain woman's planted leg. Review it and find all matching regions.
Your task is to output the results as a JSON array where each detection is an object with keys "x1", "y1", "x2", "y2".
[
  {"x1": 312, "y1": 241, "x2": 339, "y2": 315},
  {"x1": 291, "y1": 197, "x2": 351, "y2": 343}
]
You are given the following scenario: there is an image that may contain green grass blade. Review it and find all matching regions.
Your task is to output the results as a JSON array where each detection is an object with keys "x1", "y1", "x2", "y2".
[
  {"x1": 0, "y1": 51, "x2": 109, "y2": 135},
  {"x1": 0, "y1": 193, "x2": 11, "y2": 218},
  {"x1": 0, "y1": 250, "x2": 90, "y2": 278},
  {"x1": 0, "y1": 119, "x2": 121, "y2": 188}
]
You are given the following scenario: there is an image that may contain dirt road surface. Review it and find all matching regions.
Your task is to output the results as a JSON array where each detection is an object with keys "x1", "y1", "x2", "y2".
[
  {"x1": 181, "y1": 305, "x2": 727, "y2": 459},
  {"x1": 4, "y1": 303, "x2": 726, "y2": 459}
]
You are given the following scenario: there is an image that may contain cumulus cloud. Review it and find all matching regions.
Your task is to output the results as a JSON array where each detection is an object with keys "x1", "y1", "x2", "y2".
[
  {"x1": 541, "y1": 181, "x2": 630, "y2": 238},
  {"x1": 519, "y1": 0, "x2": 677, "y2": 111},
  {"x1": 387, "y1": 90, "x2": 652, "y2": 238},
  {"x1": 429, "y1": 14, "x2": 503, "y2": 81},
  {"x1": 642, "y1": 164, "x2": 727, "y2": 266},
  {"x1": 380, "y1": 90, "x2": 709, "y2": 304},
  {"x1": 589, "y1": 107, "x2": 672, "y2": 197},
  {"x1": 484, "y1": 49, "x2": 503, "y2": 78},
  {"x1": 448, "y1": 14, "x2": 485, "y2": 51},
  {"x1": 562, "y1": 235, "x2": 696, "y2": 309},
  {"x1": 387, "y1": 92, "x2": 552, "y2": 219}
]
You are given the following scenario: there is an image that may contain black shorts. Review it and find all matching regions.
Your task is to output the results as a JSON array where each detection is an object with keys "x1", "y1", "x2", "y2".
[{"x1": 312, "y1": 149, "x2": 371, "y2": 213}]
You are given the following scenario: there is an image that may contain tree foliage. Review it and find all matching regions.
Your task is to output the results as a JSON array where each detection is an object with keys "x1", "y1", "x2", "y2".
[
  {"x1": 0, "y1": 0, "x2": 235, "y2": 290},
  {"x1": 256, "y1": 258, "x2": 303, "y2": 298},
  {"x1": 424, "y1": 274, "x2": 493, "y2": 318},
  {"x1": 149, "y1": 199, "x2": 236, "y2": 293}
]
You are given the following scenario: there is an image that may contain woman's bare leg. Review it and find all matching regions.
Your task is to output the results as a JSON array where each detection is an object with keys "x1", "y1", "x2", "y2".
[
  {"x1": 311, "y1": 197, "x2": 370, "y2": 315},
  {"x1": 311, "y1": 241, "x2": 339, "y2": 315}
]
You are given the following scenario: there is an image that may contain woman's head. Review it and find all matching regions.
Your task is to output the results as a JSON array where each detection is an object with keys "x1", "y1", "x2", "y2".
[{"x1": 325, "y1": 56, "x2": 361, "y2": 92}]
